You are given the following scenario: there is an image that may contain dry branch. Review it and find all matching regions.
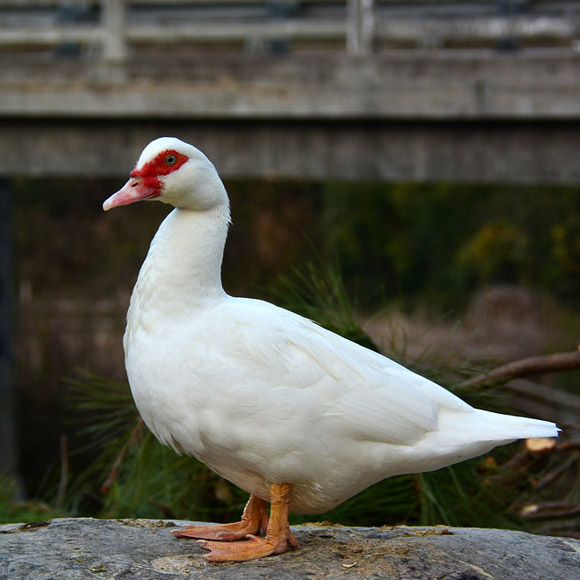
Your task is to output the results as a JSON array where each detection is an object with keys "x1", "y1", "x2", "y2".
[{"x1": 460, "y1": 349, "x2": 580, "y2": 389}]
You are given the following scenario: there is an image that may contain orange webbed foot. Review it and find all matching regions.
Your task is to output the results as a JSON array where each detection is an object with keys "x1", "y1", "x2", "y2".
[
  {"x1": 200, "y1": 529, "x2": 299, "y2": 563},
  {"x1": 173, "y1": 483, "x2": 298, "y2": 562},
  {"x1": 199, "y1": 483, "x2": 298, "y2": 562},
  {"x1": 172, "y1": 494, "x2": 268, "y2": 541}
]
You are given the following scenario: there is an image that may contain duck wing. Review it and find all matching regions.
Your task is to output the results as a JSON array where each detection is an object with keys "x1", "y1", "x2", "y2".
[{"x1": 208, "y1": 297, "x2": 471, "y2": 447}]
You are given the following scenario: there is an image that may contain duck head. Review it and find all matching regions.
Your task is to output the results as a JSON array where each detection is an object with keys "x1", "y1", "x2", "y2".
[{"x1": 103, "y1": 137, "x2": 228, "y2": 212}]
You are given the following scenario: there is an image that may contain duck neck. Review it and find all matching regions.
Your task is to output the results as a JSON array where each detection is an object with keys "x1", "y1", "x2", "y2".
[{"x1": 135, "y1": 203, "x2": 230, "y2": 312}]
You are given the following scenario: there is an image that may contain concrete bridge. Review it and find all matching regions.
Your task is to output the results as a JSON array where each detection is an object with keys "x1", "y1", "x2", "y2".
[{"x1": 1, "y1": 0, "x2": 580, "y2": 184}]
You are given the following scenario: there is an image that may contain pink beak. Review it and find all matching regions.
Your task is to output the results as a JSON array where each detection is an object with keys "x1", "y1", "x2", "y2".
[{"x1": 102, "y1": 177, "x2": 160, "y2": 211}]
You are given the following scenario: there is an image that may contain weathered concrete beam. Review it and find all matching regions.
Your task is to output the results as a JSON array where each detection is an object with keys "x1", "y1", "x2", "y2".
[
  {"x1": 2, "y1": 118, "x2": 579, "y2": 184},
  {"x1": 1, "y1": 518, "x2": 579, "y2": 579}
]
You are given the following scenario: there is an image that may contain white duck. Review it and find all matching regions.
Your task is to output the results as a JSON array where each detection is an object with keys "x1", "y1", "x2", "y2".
[{"x1": 103, "y1": 137, "x2": 558, "y2": 562}]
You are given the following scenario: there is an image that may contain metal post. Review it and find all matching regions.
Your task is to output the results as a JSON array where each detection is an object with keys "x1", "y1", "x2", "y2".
[
  {"x1": 101, "y1": 0, "x2": 128, "y2": 63},
  {"x1": 0, "y1": 178, "x2": 22, "y2": 498},
  {"x1": 347, "y1": 0, "x2": 375, "y2": 56}
]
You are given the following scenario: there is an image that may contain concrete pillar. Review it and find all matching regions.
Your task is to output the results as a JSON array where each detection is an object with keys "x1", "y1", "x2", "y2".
[
  {"x1": 101, "y1": 0, "x2": 128, "y2": 63},
  {"x1": 347, "y1": 0, "x2": 375, "y2": 55}
]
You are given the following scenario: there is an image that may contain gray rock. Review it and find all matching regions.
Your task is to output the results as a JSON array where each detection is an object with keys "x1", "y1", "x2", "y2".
[{"x1": 1, "y1": 518, "x2": 579, "y2": 580}]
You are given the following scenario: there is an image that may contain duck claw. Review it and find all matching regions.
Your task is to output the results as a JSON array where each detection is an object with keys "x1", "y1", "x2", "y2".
[{"x1": 172, "y1": 522, "x2": 253, "y2": 541}]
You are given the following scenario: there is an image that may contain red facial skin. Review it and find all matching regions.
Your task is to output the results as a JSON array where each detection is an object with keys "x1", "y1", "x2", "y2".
[
  {"x1": 130, "y1": 149, "x2": 189, "y2": 195},
  {"x1": 103, "y1": 149, "x2": 189, "y2": 211}
]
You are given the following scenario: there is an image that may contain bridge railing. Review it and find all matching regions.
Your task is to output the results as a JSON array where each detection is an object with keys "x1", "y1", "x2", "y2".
[{"x1": 0, "y1": 0, "x2": 578, "y2": 62}]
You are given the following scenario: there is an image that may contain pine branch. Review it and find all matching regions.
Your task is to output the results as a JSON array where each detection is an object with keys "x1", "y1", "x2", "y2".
[
  {"x1": 460, "y1": 349, "x2": 580, "y2": 389},
  {"x1": 100, "y1": 419, "x2": 145, "y2": 495}
]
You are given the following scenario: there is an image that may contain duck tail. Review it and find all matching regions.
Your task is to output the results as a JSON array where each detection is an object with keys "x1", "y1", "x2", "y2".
[{"x1": 479, "y1": 409, "x2": 560, "y2": 441}]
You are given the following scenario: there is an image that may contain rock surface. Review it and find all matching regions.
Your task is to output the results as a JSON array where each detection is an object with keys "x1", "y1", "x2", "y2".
[{"x1": 1, "y1": 518, "x2": 579, "y2": 580}]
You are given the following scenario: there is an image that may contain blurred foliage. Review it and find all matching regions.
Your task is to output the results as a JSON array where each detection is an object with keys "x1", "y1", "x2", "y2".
[
  {"x1": 458, "y1": 220, "x2": 529, "y2": 282},
  {"x1": 313, "y1": 181, "x2": 580, "y2": 311},
  {"x1": 0, "y1": 476, "x2": 66, "y2": 523}
]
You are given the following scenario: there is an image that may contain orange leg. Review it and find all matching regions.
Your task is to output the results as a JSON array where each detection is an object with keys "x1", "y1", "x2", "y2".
[
  {"x1": 198, "y1": 483, "x2": 299, "y2": 562},
  {"x1": 172, "y1": 494, "x2": 269, "y2": 541}
]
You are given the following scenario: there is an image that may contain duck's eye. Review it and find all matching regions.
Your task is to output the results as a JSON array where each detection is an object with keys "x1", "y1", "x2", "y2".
[{"x1": 165, "y1": 154, "x2": 177, "y2": 166}]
